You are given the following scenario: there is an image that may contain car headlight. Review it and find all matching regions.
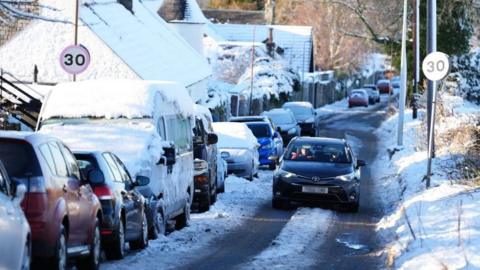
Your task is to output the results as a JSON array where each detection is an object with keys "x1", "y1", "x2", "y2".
[
  {"x1": 335, "y1": 172, "x2": 356, "y2": 182},
  {"x1": 277, "y1": 169, "x2": 297, "y2": 179},
  {"x1": 288, "y1": 128, "x2": 296, "y2": 135},
  {"x1": 221, "y1": 152, "x2": 230, "y2": 159}
]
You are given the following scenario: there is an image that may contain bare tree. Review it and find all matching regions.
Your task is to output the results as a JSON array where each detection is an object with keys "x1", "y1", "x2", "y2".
[{"x1": 0, "y1": 0, "x2": 64, "y2": 25}]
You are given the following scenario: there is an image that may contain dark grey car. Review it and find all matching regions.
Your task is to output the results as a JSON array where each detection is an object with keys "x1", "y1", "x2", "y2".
[{"x1": 272, "y1": 137, "x2": 366, "y2": 212}]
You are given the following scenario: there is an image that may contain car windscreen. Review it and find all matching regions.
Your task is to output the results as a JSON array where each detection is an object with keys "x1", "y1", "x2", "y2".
[
  {"x1": 284, "y1": 142, "x2": 351, "y2": 163},
  {"x1": 0, "y1": 139, "x2": 42, "y2": 178},
  {"x1": 351, "y1": 91, "x2": 366, "y2": 98},
  {"x1": 268, "y1": 113, "x2": 294, "y2": 125},
  {"x1": 284, "y1": 106, "x2": 312, "y2": 117},
  {"x1": 246, "y1": 123, "x2": 271, "y2": 138}
]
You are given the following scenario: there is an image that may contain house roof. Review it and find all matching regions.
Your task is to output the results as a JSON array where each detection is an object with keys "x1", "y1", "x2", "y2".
[
  {"x1": 0, "y1": 0, "x2": 211, "y2": 88},
  {"x1": 210, "y1": 24, "x2": 314, "y2": 73}
]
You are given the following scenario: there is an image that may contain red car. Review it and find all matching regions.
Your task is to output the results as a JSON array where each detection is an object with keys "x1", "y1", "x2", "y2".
[
  {"x1": 0, "y1": 132, "x2": 102, "y2": 270},
  {"x1": 348, "y1": 89, "x2": 369, "y2": 108},
  {"x1": 376, "y1": 79, "x2": 393, "y2": 94}
]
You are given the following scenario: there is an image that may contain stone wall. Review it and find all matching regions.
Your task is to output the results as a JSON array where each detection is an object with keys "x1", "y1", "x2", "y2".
[{"x1": 0, "y1": 1, "x2": 38, "y2": 47}]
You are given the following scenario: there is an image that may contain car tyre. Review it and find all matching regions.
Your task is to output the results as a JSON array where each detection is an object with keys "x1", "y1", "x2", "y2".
[
  {"x1": 149, "y1": 209, "x2": 166, "y2": 240},
  {"x1": 175, "y1": 199, "x2": 191, "y2": 230},
  {"x1": 105, "y1": 219, "x2": 126, "y2": 260},
  {"x1": 272, "y1": 198, "x2": 289, "y2": 209},
  {"x1": 217, "y1": 182, "x2": 225, "y2": 193},
  {"x1": 210, "y1": 182, "x2": 217, "y2": 204},
  {"x1": 346, "y1": 202, "x2": 359, "y2": 213},
  {"x1": 268, "y1": 162, "x2": 276, "y2": 170},
  {"x1": 198, "y1": 185, "x2": 211, "y2": 213},
  {"x1": 49, "y1": 224, "x2": 67, "y2": 270},
  {"x1": 21, "y1": 236, "x2": 31, "y2": 270},
  {"x1": 130, "y1": 213, "x2": 149, "y2": 250},
  {"x1": 77, "y1": 218, "x2": 101, "y2": 270}
]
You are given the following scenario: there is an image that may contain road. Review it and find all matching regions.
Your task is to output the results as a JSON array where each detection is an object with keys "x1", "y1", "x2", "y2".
[{"x1": 176, "y1": 100, "x2": 389, "y2": 270}]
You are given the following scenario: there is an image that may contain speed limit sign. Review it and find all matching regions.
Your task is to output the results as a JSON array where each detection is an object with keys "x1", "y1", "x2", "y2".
[
  {"x1": 422, "y1": 52, "x2": 450, "y2": 81},
  {"x1": 59, "y1": 45, "x2": 91, "y2": 75}
]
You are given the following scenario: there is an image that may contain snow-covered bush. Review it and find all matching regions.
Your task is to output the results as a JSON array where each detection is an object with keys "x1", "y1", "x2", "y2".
[{"x1": 446, "y1": 51, "x2": 480, "y2": 105}]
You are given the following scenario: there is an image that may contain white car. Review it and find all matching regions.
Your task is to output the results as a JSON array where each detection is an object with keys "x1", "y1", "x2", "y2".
[
  {"x1": 213, "y1": 122, "x2": 260, "y2": 180},
  {"x1": 0, "y1": 161, "x2": 30, "y2": 270},
  {"x1": 38, "y1": 80, "x2": 196, "y2": 236}
]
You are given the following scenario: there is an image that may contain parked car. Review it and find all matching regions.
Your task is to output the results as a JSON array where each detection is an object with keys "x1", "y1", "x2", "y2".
[
  {"x1": 74, "y1": 151, "x2": 150, "y2": 260},
  {"x1": 192, "y1": 105, "x2": 219, "y2": 212},
  {"x1": 0, "y1": 160, "x2": 31, "y2": 270},
  {"x1": 348, "y1": 89, "x2": 369, "y2": 108},
  {"x1": 271, "y1": 137, "x2": 366, "y2": 212},
  {"x1": 377, "y1": 79, "x2": 393, "y2": 94},
  {"x1": 391, "y1": 76, "x2": 401, "y2": 94},
  {"x1": 0, "y1": 132, "x2": 102, "y2": 270},
  {"x1": 282, "y1": 102, "x2": 317, "y2": 136},
  {"x1": 362, "y1": 85, "x2": 381, "y2": 103},
  {"x1": 38, "y1": 80, "x2": 195, "y2": 240},
  {"x1": 213, "y1": 122, "x2": 259, "y2": 180},
  {"x1": 245, "y1": 122, "x2": 282, "y2": 170},
  {"x1": 262, "y1": 109, "x2": 301, "y2": 145},
  {"x1": 229, "y1": 115, "x2": 283, "y2": 155},
  {"x1": 216, "y1": 153, "x2": 228, "y2": 193}
]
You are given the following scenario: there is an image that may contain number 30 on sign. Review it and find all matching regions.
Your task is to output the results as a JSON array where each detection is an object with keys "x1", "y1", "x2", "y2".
[
  {"x1": 422, "y1": 52, "x2": 450, "y2": 82},
  {"x1": 59, "y1": 45, "x2": 91, "y2": 75}
]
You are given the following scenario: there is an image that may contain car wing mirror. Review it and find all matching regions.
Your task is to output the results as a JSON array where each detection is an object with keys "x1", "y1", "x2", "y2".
[
  {"x1": 134, "y1": 175, "x2": 150, "y2": 187},
  {"x1": 12, "y1": 184, "x2": 27, "y2": 205},
  {"x1": 159, "y1": 145, "x2": 176, "y2": 166},
  {"x1": 356, "y1": 160, "x2": 367, "y2": 168},
  {"x1": 207, "y1": 133, "x2": 218, "y2": 145}
]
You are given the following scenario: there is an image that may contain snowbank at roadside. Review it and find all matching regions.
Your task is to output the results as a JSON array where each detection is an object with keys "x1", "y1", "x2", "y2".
[
  {"x1": 373, "y1": 94, "x2": 480, "y2": 269},
  {"x1": 244, "y1": 208, "x2": 332, "y2": 269},
  {"x1": 103, "y1": 173, "x2": 272, "y2": 270}
]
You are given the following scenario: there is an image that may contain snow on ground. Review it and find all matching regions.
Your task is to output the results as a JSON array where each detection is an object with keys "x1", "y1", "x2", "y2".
[
  {"x1": 103, "y1": 172, "x2": 272, "y2": 270},
  {"x1": 373, "y1": 93, "x2": 480, "y2": 269},
  {"x1": 244, "y1": 208, "x2": 332, "y2": 270}
]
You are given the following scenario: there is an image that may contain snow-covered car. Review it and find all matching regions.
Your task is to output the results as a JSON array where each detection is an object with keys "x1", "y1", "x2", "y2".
[
  {"x1": 348, "y1": 89, "x2": 369, "y2": 108},
  {"x1": 0, "y1": 161, "x2": 30, "y2": 270},
  {"x1": 362, "y1": 85, "x2": 381, "y2": 104},
  {"x1": 213, "y1": 122, "x2": 260, "y2": 180},
  {"x1": 282, "y1": 102, "x2": 317, "y2": 136},
  {"x1": 38, "y1": 80, "x2": 195, "y2": 239},
  {"x1": 192, "y1": 105, "x2": 219, "y2": 212},
  {"x1": 262, "y1": 108, "x2": 301, "y2": 145}
]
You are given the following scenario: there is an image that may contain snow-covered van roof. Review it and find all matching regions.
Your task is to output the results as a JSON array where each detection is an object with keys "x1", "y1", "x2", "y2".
[
  {"x1": 212, "y1": 122, "x2": 258, "y2": 150},
  {"x1": 41, "y1": 80, "x2": 195, "y2": 120},
  {"x1": 0, "y1": 0, "x2": 211, "y2": 90}
]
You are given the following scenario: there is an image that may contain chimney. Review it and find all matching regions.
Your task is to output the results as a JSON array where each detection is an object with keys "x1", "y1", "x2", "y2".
[
  {"x1": 266, "y1": 27, "x2": 275, "y2": 58},
  {"x1": 118, "y1": 0, "x2": 133, "y2": 13}
]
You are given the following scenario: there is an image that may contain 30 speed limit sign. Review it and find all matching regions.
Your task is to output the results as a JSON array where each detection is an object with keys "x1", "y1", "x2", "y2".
[
  {"x1": 59, "y1": 45, "x2": 91, "y2": 75},
  {"x1": 422, "y1": 52, "x2": 450, "y2": 81}
]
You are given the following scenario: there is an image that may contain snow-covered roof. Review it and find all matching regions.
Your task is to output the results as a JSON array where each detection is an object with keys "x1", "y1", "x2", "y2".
[
  {"x1": 210, "y1": 24, "x2": 313, "y2": 73},
  {"x1": 212, "y1": 122, "x2": 258, "y2": 150},
  {"x1": 41, "y1": 80, "x2": 195, "y2": 120},
  {"x1": 0, "y1": 0, "x2": 211, "y2": 89}
]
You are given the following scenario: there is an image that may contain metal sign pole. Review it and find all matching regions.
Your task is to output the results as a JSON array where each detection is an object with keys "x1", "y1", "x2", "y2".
[
  {"x1": 398, "y1": 0, "x2": 408, "y2": 146},
  {"x1": 73, "y1": 0, "x2": 79, "y2": 82},
  {"x1": 412, "y1": 0, "x2": 420, "y2": 119},
  {"x1": 249, "y1": 26, "x2": 256, "y2": 116}
]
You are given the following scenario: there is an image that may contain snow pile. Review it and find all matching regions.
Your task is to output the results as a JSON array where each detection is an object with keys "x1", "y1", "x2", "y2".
[
  {"x1": 212, "y1": 122, "x2": 259, "y2": 149},
  {"x1": 245, "y1": 208, "x2": 332, "y2": 269},
  {"x1": 446, "y1": 51, "x2": 480, "y2": 104},
  {"x1": 41, "y1": 80, "x2": 195, "y2": 120},
  {"x1": 102, "y1": 172, "x2": 273, "y2": 270},
  {"x1": 374, "y1": 94, "x2": 480, "y2": 269},
  {"x1": 202, "y1": 80, "x2": 233, "y2": 110}
]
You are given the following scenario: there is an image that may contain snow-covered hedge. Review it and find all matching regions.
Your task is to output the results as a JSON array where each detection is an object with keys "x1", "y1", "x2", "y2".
[{"x1": 446, "y1": 51, "x2": 480, "y2": 105}]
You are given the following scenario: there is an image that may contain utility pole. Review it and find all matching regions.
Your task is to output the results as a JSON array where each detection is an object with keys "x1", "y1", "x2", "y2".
[
  {"x1": 73, "y1": 0, "x2": 79, "y2": 82},
  {"x1": 249, "y1": 26, "x2": 257, "y2": 116},
  {"x1": 426, "y1": 0, "x2": 437, "y2": 188},
  {"x1": 412, "y1": 0, "x2": 420, "y2": 119},
  {"x1": 398, "y1": 0, "x2": 408, "y2": 146}
]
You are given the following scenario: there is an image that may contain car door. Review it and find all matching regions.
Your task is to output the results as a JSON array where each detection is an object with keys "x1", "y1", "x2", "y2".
[
  {"x1": 0, "y1": 167, "x2": 24, "y2": 270},
  {"x1": 111, "y1": 153, "x2": 143, "y2": 237}
]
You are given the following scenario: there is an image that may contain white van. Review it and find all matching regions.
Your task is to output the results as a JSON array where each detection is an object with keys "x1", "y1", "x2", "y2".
[{"x1": 37, "y1": 80, "x2": 195, "y2": 237}]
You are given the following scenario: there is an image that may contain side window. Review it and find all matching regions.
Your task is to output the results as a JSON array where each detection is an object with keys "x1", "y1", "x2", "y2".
[
  {"x1": 166, "y1": 116, "x2": 192, "y2": 151},
  {"x1": 49, "y1": 142, "x2": 68, "y2": 177},
  {"x1": 112, "y1": 155, "x2": 132, "y2": 182},
  {"x1": 157, "y1": 117, "x2": 166, "y2": 140},
  {"x1": 103, "y1": 153, "x2": 123, "y2": 182},
  {"x1": 39, "y1": 143, "x2": 56, "y2": 174},
  {"x1": 59, "y1": 143, "x2": 81, "y2": 180}
]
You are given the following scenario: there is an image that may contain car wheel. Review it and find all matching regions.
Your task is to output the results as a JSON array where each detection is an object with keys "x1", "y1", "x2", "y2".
[
  {"x1": 272, "y1": 198, "x2": 289, "y2": 210},
  {"x1": 49, "y1": 224, "x2": 67, "y2": 270},
  {"x1": 149, "y1": 209, "x2": 166, "y2": 240},
  {"x1": 105, "y1": 219, "x2": 126, "y2": 260},
  {"x1": 210, "y1": 181, "x2": 217, "y2": 205},
  {"x1": 268, "y1": 162, "x2": 276, "y2": 170},
  {"x1": 198, "y1": 185, "x2": 211, "y2": 213},
  {"x1": 130, "y1": 213, "x2": 149, "y2": 250},
  {"x1": 77, "y1": 218, "x2": 101, "y2": 270},
  {"x1": 347, "y1": 202, "x2": 359, "y2": 213},
  {"x1": 21, "y1": 236, "x2": 31, "y2": 270},
  {"x1": 175, "y1": 199, "x2": 191, "y2": 230},
  {"x1": 217, "y1": 182, "x2": 225, "y2": 193}
]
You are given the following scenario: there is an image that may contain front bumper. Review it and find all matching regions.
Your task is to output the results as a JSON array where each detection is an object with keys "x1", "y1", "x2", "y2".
[
  {"x1": 258, "y1": 147, "x2": 275, "y2": 166},
  {"x1": 226, "y1": 160, "x2": 251, "y2": 178},
  {"x1": 272, "y1": 177, "x2": 359, "y2": 205}
]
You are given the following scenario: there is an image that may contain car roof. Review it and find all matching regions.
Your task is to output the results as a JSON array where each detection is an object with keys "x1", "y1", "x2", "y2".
[
  {"x1": 230, "y1": 116, "x2": 267, "y2": 122},
  {"x1": 264, "y1": 108, "x2": 291, "y2": 115},
  {"x1": 293, "y1": 136, "x2": 347, "y2": 146},
  {"x1": 283, "y1": 102, "x2": 313, "y2": 108},
  {"x1": 0, "y1": 131, "x2": 57, "y2": 145},
  {"x1": 351, "y1": 89, "x2": 367, "y2": 93},
  {"x1": 245, "y1": 121, "x2": 271, "y2": 126},
  {"x1": 377, "y1": 79, "x2": 390, "y2": 83}
]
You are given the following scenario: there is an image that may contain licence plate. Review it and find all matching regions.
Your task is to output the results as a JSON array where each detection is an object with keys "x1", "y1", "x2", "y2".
[{"x1": 302, "y1": 186, "x2": 328, "y2": 194}]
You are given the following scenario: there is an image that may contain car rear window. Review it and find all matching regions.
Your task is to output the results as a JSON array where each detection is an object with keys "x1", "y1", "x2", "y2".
[
  {"x1": 268, "y1": 113, "x2": 295, "y2": 125},
  {"x1": 0, "y1": 139, "x2": 42, "y2": 178},
  {"x1": 246, "y1": 123, "x2": 271, "y2": 138}
]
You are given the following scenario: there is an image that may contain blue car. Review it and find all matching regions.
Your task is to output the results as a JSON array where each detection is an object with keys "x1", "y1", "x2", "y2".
[{"x1": 245, "y1": 122, "x2": 283, "y2": 170}]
